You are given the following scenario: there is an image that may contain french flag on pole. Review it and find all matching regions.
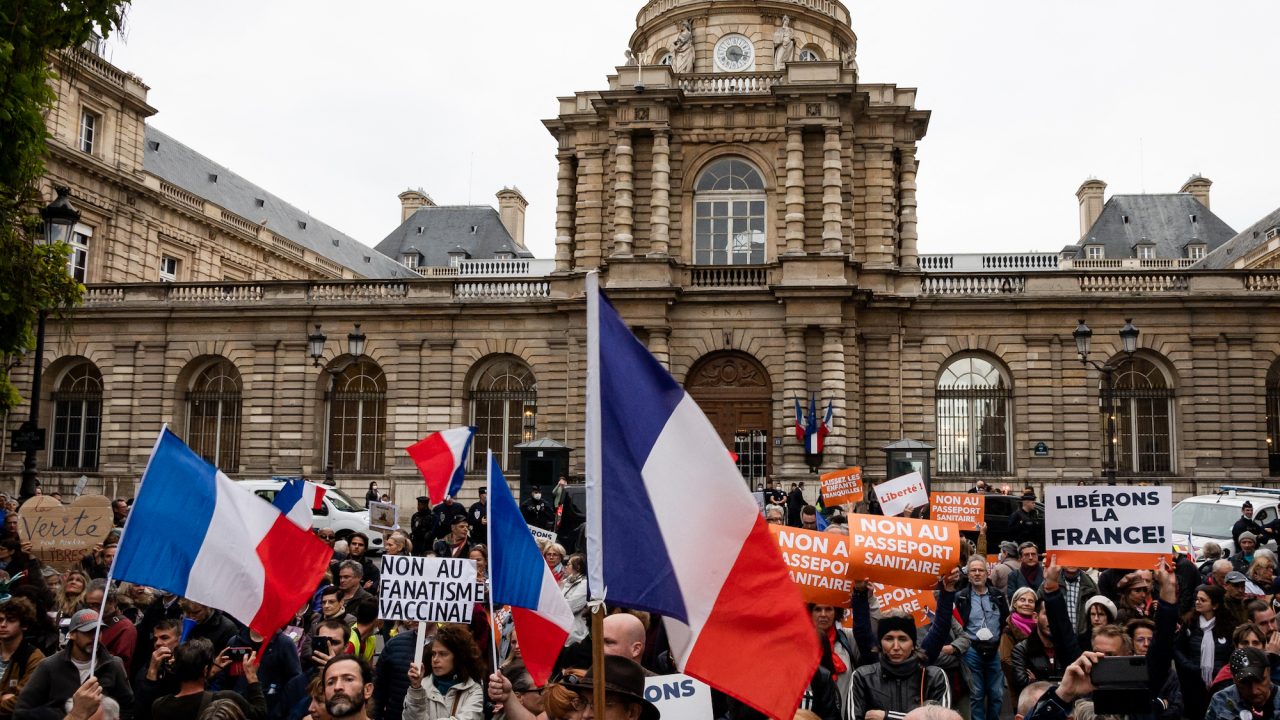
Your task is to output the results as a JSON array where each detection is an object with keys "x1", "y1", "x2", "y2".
[
  {"x1": 487, "y1": 450, "x2": 572, "y2": 687},
  {"x1": 271, "y1": 478, "x2": 327, "y2": 530},
  {"x1": 585, "y1": 273, "x2": 819, "y2": 720},
  {"x1": 407, "y1": 427, "x2": 476, "y2": 505},
  {"x1": 113, "y1": 429, "x2": 333, "y2": 637}
]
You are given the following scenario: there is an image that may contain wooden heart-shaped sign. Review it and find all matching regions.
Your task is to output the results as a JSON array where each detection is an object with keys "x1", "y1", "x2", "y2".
[{"x1": 18, "y1": 494, "x2": 114, "y2": 569}]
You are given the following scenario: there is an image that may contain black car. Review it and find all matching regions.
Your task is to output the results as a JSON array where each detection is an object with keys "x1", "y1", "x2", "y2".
[{"x1": 957, "y1": 492, "x2": 1046, "y2": 553}]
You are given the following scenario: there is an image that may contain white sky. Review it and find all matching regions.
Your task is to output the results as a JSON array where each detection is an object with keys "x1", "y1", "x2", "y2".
[{"x1": 110, "y1": 1, "x2": 1279, "y2": 260}]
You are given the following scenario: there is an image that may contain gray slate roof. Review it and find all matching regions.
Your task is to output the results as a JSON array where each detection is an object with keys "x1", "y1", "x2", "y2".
[
  {"x1": 143, "y1": 126, "x2": 416, "y2": 279},
  {"x1": 375, "y1": 205, "x2": 533, "y2": 266},
  {"x1": 1195, "y1": 205, "x2": 1280, "y2": 270},
  {"x1": 1065, "y1": 194, "x2": 1236, "y2": 260}
]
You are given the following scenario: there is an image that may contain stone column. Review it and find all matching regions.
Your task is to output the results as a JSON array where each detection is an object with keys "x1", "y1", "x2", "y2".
[
  {"x1": 647, "y1": 326, "x2": 671, "y2": 369},
  {"x1": 243, "y1": 340, "x2": 280, "y2": 475},
  {"x1": 1224, "y1": 335, "x2": 1263, "y2": 472},
  {"x1": 649, "y1": 129, "x2": 671, "y2": 257},
  {"x1": 898, "y1": 145, "x2": 919, "y2": 269},
  {"x1": 784, "y1": 127, "x2": 806, "y2": 255},
  {"x1": 273, "y1": 341, "x2": 308, "y2": 476},
  {"x1": 784, "y1": 325, "x2": 807, "y2": 470},
  {"x1": 821, "y1": 126, "x2": 845, "y2": 255},
  {"x1": 555, "y1": 153, "x2": 576, "y2": 272},
  {"x1": 611, "y1": 130, "x2": 634, "y2": 257},
  {"x1": 106, "y1": 342, "x2": 137, "y2": 469},
  {"x1": 575, "y1": 149, "x2": 606, "y2": 270},
  {"x1": 820, "y1": 325, "x2": 847, "y2": 467}
]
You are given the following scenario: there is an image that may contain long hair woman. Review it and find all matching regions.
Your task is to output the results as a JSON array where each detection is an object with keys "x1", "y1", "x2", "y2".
[
  {"x1": 1174, "y1": 584, "x2": 1234, "y2": 720},
  {"x1": 405, "y1": 624, "x2": 485, "y2": 720}
]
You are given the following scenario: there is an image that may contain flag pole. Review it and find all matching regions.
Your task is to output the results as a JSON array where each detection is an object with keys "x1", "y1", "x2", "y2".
[
  {"x1": 584, "y1": 271, "x2": 606, "y2": 720},
  {"x1": 485, "y1": 450, "x2": 500, "y2": 675}
]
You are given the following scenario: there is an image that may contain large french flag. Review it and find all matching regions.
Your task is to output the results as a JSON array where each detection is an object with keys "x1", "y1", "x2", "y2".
[
  {"x1": 487, "y1": 450, "x2": 572, "y2": 687},
  {"x1": 585, "y1": 273, "x2": 819, "y2": 720},
  {"x1": 407, "y1": 427, "x2": 476, "y2": 505},
  {"x1": 113, "y1": 429, "x2": 333, "y2": 638},
  {"x1": 271, "y1": 478, "x2": 327, "y2": 530}
]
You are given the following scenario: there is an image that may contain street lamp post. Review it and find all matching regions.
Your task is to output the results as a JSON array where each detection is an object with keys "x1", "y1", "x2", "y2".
[
  {"x1": 19, "y1": 188, "x2": 81, "y2": 501},
  {"x1": 306, "y1": 323, "x2": 366, "y2": 484},
  {"x1": 1073, "y1": 318, "x2": 1139, "y2": 485}
]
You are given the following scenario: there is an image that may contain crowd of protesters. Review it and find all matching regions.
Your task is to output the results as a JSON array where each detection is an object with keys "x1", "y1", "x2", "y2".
[{"x1": 2, "y1": 484, "x2": 1280, "y2": 720}]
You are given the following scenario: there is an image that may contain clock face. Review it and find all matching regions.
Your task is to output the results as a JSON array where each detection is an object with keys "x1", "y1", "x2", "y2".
[{"x1": 714, "y1": 34, "x2": 755, "y2": 72}]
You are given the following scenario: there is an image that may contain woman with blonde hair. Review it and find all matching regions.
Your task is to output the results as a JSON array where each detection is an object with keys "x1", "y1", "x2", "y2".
[{"x1": 54, "y1": 569, "x2": 89, "y2": 618}]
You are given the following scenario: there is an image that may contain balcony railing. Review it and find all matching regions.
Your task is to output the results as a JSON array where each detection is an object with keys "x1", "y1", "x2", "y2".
[
  {"x1": 455, "y1": 281, "x2": 550, "y2": 299},
  {"x1": 690, "y1": 266, "x2": 772, "y2": 288},
  {"x1": 919, "y1": 253, "x2": 1060, "y2": 272},
  {"x1": 416, "y1": 258, "x2": 555, "y2": 278},
  {"x1": 1078, "y1": 274, "x2": 1189, "y2": 293},
  {"x1": 921, "y1": 275, "x2": 1025, "y2": 295},
  {"x1": 678, "y1": 72, "x2": 783, "y2": 96},
  {"x1": 1061, "y1": 258, "x2": 1199, "y2": 270}
]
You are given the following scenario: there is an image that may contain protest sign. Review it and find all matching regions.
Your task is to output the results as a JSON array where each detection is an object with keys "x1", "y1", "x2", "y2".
[
  {"x1": 644, "y1": 675, "x2": 713, "y2": 720},
  {"x1": 752, "y1": 492, "x2": 765, "y2": 511},
  {"x1": 1045, "y1": 486, "x2": 1172, "y2": 569},
  {"x1": 378, "y1": 555, "x2": 477, "y2": 623},
  {"x1": 820, "y1": 467, "x2": 864, "y2": 506},
  {"x1": 871, "y1": 582, "x2": 937, "y2": 627},
  {"x1": 369, "y1": 501, "x2": 398, "y2": 531},
  {"x1": 874, "y1": 472, "x2": 928, "y2": 517},
  {"x1": 929, "y1": 492, "x2": 985, "y2": 531},
  {"x1": 18, "y1": 494, "x2": 114, "y2": 569},
  {"x1": 769, "y1": 525, "x2": 852, "y2": 606},
  {"x1": 528, "y1": 524, "x2": 557, "y2": 545},
  {"x1": 847, "y1": 514, "x2": 961, "y2": 590}
]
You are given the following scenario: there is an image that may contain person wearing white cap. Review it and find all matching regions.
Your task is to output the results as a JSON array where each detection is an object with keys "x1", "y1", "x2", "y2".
[{"x1": 13, "y1": 608, "x2": 133, "y2": 717}]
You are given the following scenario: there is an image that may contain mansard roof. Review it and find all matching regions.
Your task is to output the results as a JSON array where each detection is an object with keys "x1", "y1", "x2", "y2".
[
  {"x1": 1196, "y1": 205, "x2": 1280, "y2": 270},
  {"x1": 1066, "y1": 194, "x2": 1236, "y2": 259},
  {"x1": 375, "y1": 205, "x2": 533, "y2": 266}
]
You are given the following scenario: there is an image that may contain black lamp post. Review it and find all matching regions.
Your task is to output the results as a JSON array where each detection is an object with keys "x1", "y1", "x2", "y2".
[
  {"x1": 306, "y1": 323, "x2": 366, "y2": 484},
  {"x1": 1073, "y1": 318, "x2": 1140, "y2": 485},
  {"x1": 19, "y1": 187, "x2": 81, "y2": 501}
]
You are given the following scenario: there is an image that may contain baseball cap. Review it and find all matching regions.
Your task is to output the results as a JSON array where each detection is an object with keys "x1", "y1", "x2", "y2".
[
  {"x1": 68, "y1": 608, "x2": 101, "y2": 634},
  {"x1": 1232, "y1": 647, "x2": 1268, "y2": 682},
  {"x1": 1226, "y1": 571, "x2": 1249, "y2": 585}
]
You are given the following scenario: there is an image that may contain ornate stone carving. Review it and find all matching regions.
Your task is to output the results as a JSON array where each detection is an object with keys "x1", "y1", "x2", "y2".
[
  {"x1": 773, "y1": 15, "x2": 796, "y2": 69},
  {"x1": 672, "y1": 20, "x2": 695, "y2": 74},
  {"x1": 687, "y1": 354, "x2": 770, "y2": 389}
]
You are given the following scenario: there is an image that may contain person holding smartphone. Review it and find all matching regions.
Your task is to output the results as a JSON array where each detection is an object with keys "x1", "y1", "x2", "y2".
[{"x1": 149, "y1": 638, "x2": 265, "y2": 720}]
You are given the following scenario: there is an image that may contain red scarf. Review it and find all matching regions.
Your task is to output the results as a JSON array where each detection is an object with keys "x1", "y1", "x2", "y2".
[{"x1": 826, "y1": 626, "x2": 847, "y2": 675}]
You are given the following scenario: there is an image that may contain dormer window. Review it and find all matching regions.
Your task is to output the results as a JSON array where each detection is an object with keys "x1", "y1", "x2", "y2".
[
  {"x1": 495, "y1": 252, "x2": 514, "y2": 260},
  {"x1": 1136, "y1": 244, "x2": 1155, "y2": 260},
  {"x1": 447, "y1": 249, "x2": 470, "y2": 268},
  {"x1": 1186, "y1": 243, "x2": 1207, "y2": 261},
  {"x1": 401, "y1": 253, "x2": 420, "y2": 269},
  {"x1": 1085, "y1": 245, "x2": 1104, "y2": 260}
]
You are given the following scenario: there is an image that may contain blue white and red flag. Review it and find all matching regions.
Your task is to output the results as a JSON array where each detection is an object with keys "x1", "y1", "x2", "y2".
[
  {"x1": 406, "y1": 426, "x2": 476, "y2": 505},
  {"x1": 271, "y1": 478, "x2": 326, "y2": 530}
]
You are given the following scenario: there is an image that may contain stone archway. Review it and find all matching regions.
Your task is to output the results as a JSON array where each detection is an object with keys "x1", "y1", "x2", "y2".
[{"x1": 684, "y1": 351, "x2": 772, "y2": 485}]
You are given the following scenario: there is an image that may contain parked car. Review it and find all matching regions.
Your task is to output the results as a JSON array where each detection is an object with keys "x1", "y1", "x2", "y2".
[
  {"x1": 1172, "y1": 485, "x2": 1280, "y2": 558},
  {"x1": 236, "y1": 479, "x2": 384, "y2": 553},
  {"x1": 957, "y1": 492, "x2": 1046, "y2": 553}
]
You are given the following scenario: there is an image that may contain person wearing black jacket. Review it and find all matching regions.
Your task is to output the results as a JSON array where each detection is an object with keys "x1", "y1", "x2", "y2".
[
  {"x1": 956, "y1": 558, "x2": 1010, "y2": 720},
  {"x1": 373, "y1": 621, "x2": 419, "y2": 720},
  {"x1": 1233, "y1": 502, "x2": 1263, "y2": 550},
  {"x1": 409, "y1": 497, "x2": 435, "y2": 557}
]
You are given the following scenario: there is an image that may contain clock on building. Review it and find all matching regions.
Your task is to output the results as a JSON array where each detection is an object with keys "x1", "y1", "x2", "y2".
[{"x1": 714, "y1": 34, "x2": 755, "y2": 72}]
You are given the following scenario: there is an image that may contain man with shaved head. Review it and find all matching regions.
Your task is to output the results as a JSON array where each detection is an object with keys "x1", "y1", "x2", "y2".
[{"x1": 602, "y1": 613, "x2": 646, "y2": 662}]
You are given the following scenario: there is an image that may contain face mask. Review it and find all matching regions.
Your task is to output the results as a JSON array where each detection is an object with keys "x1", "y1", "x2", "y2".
[{"x1": 532, "y1": 493, "x2": 542, "y2": 500}]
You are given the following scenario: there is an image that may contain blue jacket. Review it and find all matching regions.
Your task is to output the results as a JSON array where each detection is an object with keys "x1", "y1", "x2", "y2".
[
  {"x1": 1205, "y1": 685, "x2": 1280, "y2": 720},
  {"x1": 374, "y1": 629, "x2": 418, "y2": 720}
]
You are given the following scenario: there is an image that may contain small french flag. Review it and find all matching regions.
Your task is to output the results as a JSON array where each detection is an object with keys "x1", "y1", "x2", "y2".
[
  {"x1": 406, "y1": 427, "x2": 476, "y2": 505},
  {"x1": 271, "y1": 478, "x2": 327, "y2": 530}
]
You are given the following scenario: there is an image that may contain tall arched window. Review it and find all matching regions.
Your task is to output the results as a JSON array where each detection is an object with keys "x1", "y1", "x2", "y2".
[
  {"x1": 469, "y1": 356, "x2": 537, "y2": 472},
  {"x1": 326, "y1": 360, "x2": 386, "y2": 474},
  {"x1": 187, "y1": 359, "x2": 242, "y2": 470},
  {"x1": 693, "y1": 157, "x2": 766, "y2": 265},
  {"x1": 1269, "y1": 361, "x2": 1280, "y2": 476},
  {"x1": 1110, "y1": 357, "x2": 1175, "y2": 474},
  {"x1": 936, "y1": 356, "x2": 1011, "y2": 475},
  {"x1": 50, "y1": 361, "x2": 102, "y2": 471}
]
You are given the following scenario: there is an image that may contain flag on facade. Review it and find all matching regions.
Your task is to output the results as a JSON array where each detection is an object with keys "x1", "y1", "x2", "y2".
[
  {"x1": 113, "y1": 429, "x2": 333, "y2": 638},
  {"x1": 584, "y1": 273, "x2": 819, "y2": 720},
  {"x1": 406, "y1": 426, "x2": 477, "y2": 505},
  {"x1": 271, "y1": 478, "x2": 327, "y2": 530},
  {"x1": 487, "y1": 450, "x2": 572, "y2": 686}
]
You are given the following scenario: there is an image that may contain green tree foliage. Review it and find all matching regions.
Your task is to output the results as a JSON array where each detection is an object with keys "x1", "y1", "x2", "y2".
[{"x1": 0, "y1": 1, "x2": 129, "y2": 411}]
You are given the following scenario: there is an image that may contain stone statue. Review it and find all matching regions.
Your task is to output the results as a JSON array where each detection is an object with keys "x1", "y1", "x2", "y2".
[
  {"x1": 624, "y1": 49, "x2": 637, "y2": 66},
  {"x1": 841, "y1": 42, "x2": 859, "y2": 72},
  {"x1": 672, "y1": 19, "x2": 695, "y2": 74},
  {"x1": 773, "y1": 15, "x2": 796, "y2": 69}
]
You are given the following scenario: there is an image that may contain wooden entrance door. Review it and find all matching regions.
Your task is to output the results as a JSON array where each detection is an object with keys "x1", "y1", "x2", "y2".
[{"x1": 684, "y1": 352, "x2": 773, "y2": 486}]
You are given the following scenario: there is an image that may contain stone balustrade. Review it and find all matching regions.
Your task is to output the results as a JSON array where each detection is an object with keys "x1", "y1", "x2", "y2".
[
  {"x1": 921, "y1": 275, "x2": 1026, "y2": 295},
  {"x1": 690, "y1": 265, "x2": 773, "y2": 288},
  {"x1": 677, "y1": 72, "x2": 783, "y2": 95}
]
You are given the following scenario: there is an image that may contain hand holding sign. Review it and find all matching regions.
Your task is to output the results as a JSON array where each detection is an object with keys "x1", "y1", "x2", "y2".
[
  {"x1": 846, "y1": 514, "x2": 961, "y2": 590},
  {"x1": 1045, "y1": 486, "x2": 1172, "y2": 569},
  {"x1": 17, "y1": 495, "x2": 113, "y2": 569},
  {"x1": 874, "y1": 472, "x2": 928, "y2": 518},
  {"x1": 820, "y1": 467, "x2": 864, "y2": 506}
]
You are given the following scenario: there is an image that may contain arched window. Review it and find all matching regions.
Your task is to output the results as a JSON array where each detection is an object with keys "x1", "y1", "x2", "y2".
[
  {"x1": 798, "y1": 47, "x2": 822, "y2": 62},
  {"x1": 50, "y1": 361, "x2": 102, "y2": 471},
  {"x1": 693, "y1": 157, "x2": 766, "y2": 265},
  {"x1": 469, "y1": 356, "x2": 537, "y2": 472},
  {"x1": 326, "y1": 360, "x2": 386, "y2": 473},
  {"x1": 187, "y1": 359, "x2": 242, "y2": 470},
  {"x1": 1269, "y1": 362, "x2": 1280, "y2": 476},
  {"x1": 656, "y1": 51, "x2": 673, "y2": 66},
  {"x1": 936, "y1": 356, "x2": 1011, "y2": 475},
  {"x1": 1110, "y1": 357, "x2": 1175, "y2": 474}
]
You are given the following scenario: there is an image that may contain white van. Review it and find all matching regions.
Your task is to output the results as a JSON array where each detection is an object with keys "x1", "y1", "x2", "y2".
[
  {"x1": 236, "y1": 479, "x2": 383, "y2": 553},
  {"x1": 1172, "y1": 485, "x2": 1280, "y2": 558}
]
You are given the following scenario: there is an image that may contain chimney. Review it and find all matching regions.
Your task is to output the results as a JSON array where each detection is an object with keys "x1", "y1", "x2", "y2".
[
  {"x1": 1076, "y1": 179, "x2": 1107, "y2": 239},
  {"x1": 398, "y1": 188, "x2": 435, "y2": 223},
  {"x1": 495, "y1": 187, "x2": 528, "y2": 249},
  {"x1": 1180, "y1": 175, "x2": 1212, "y2": 209}
]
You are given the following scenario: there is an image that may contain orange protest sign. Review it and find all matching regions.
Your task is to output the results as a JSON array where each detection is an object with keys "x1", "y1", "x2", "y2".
[
  {"x1": 929, "y1": 492, "x2": 985, "y2": 531},
  {"x1": 847, "y1": 514, "x2": 962, "y2": 590},
  {"x1": 820, "y1": 467, "x2": 864, "y2": 506},
  {"x1": 769, "y1": 525, "x2": 853, "y2": 607},
  {"x1": 871, "y1": 582, "x2": 937, "y2": 627}
]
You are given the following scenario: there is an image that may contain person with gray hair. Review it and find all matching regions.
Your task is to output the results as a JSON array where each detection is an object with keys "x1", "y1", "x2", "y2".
[
  {"x1": 336, "y1": 559, "x2": 372, "y2": 605},
  {"x1": 902, "y1": 706, "x2": 962, "y2": 720},
  {"x1": 62, "y1": 677, "x2": 121, "y2": 720},
  {"x1": 1014, "y1": 680, "x2": 1051, "y2": 720},
  {"x1": 989, "y1": 541, "x2": 1021, "y2": 595}
]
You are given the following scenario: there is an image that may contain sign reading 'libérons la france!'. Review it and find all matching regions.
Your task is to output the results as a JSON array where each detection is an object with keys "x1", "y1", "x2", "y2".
[{"x1": 1045, "y1": 486, "x2": 1172, "y2": 569}]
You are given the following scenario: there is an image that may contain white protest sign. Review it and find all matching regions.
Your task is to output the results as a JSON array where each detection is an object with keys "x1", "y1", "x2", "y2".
[
  {"x1": 874, "y1": 472, "x2": 928, "y2": 517},
  {"x1": 528, "y1": 524, "x2": 557, "y2": 545},
  {"x1": 1045, "y1": 485, "x2": 1173, "y2": 569},
  {"x1": 644, "y1": 674, "x2": 713, "y2": 720},
  {"x1": 378, "y1": 555, "x2": 477, "y2": 623},
  {"x1": 369, "y1": 501, "x2": 398, "y2": 531}
]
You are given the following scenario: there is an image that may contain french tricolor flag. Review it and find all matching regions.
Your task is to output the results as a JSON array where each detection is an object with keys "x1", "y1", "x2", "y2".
[
  {"x1": 585, "y1": 274, "x2": 819, "y2": 720},
  {"x1": 487, "y1": 450, "x2": 572, "y2": 687},
  {"x1": 271, "y1": 478, "x2": 326, "y2": 530},
  {"x1": 407, "y1": 427, "x2": 476, "y2": 505},
  {"x1": 113, "y1": 429, "x2": 333, "y2": 638}
]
